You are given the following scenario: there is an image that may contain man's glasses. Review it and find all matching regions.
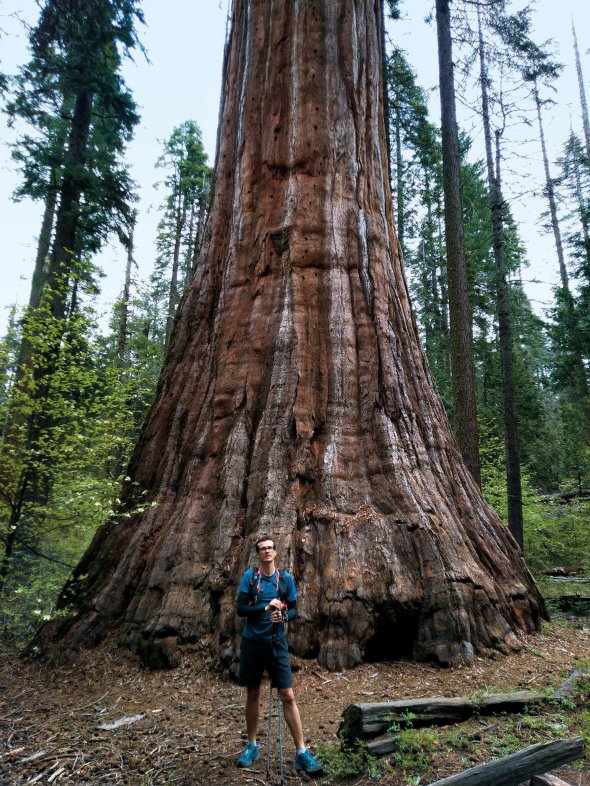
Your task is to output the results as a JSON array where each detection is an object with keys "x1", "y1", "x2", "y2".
[{"x1": 258, "y1": 546, "x2": 274, "y2": 552}]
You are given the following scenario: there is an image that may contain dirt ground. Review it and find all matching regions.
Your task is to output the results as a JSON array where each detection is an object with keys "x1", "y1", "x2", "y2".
[{"x1": 1, "y1": 618, "x2": 589, "y2": 786}]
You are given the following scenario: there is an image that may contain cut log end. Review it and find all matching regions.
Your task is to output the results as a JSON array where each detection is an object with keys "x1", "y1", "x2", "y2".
[{"x1": 531, "y1": 774, "x2": 576, "y2": 786}]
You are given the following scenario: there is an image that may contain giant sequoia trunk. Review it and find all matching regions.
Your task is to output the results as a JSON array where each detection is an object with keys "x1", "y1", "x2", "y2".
[{"x1": 44, "y1": 0, "x2": 545, "y2": 670}]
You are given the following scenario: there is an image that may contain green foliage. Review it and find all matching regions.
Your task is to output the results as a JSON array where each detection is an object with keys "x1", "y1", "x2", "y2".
[
  {"x1": 153, "y1": 121, "x2": 212, "y2": 314},
  {"x1": 390, "y1": 727, "x2": 440, "y2": 778},
  {"x1": 479, "y1": 419, "x2": 508, "y2": 520},
  {"x1": 315, "y1": 743, "x2": 368, "y2": 779},
  {"x1": 0, "y1": 1, "x2": 150, "y2": 651},
  {"x1": 0, "y1": 290, "x2": 154, "y2": 649},
  {"x1": 478, "y1": 415, "x2": 590, "y2": 577},
  {"x1": 525, "y1": 500, "x2": 590, "y2": 580},
  {"x1": 5, "y1": 0, "x2": 143, "y2": 248},
  {"x1": 384, "y1": 711, "x2": 440, "y2": 778},
  {"x1": 315, "y1": 743, "x2": 383, "y2": 780}
]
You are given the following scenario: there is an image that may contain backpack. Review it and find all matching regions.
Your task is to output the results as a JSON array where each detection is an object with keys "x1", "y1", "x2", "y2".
[{"x1": 247, "y1": 566, "x2": 287, "y2": 606}]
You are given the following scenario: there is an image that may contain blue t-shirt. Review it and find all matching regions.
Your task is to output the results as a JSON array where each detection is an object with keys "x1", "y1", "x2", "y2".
[{"x1": 238, "y1": 569, "x2": 297, "y2": 641}]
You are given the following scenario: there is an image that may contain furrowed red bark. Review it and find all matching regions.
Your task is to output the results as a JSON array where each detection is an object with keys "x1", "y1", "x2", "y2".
[{"x1": 40, "y1": 0, "x2": 545, "y2": 670}]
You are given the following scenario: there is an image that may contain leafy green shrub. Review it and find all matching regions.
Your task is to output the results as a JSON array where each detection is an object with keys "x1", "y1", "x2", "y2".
[
  {"x1": 315, "y1": 743, "x2": 372, "y2": 779},
  {"x1": 390, "y1": 727, "x2": 440, "y2": 776}
]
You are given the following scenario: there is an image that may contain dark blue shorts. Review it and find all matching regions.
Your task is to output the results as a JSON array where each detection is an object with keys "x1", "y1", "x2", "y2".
[{"x1": 238, "y1": 635, "x2": 293, "y2": 689}]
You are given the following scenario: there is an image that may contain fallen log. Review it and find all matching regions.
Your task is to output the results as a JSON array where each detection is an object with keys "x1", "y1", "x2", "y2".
[
  {"x1": 424, "y1": 737, "x2": 584, "y2": 786},
  {"x1": 540, "y1": 489, "x2": 590, "y2": 502},
  {"x1": 339, "y1": 691, "x2": 546, "y2": 741},
  {"x1": 365, "y1": 735, "x2": 401, "y2": 756},
  {"x1": 556, "y1": 595, "x2": 590, "y2": 611},
  {"x1": 531, "y1": 774, "x2": 575, "y2": 786}
]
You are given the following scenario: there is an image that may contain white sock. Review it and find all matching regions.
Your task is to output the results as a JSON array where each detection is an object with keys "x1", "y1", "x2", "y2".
[{"x1": 297, "y1": 747, "x2": 306, "y2": 755}]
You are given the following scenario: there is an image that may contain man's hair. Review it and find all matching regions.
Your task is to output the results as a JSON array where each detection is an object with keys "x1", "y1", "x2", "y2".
[{"x1": 255, "y1": 534, "x2": 275, "y2": 552}]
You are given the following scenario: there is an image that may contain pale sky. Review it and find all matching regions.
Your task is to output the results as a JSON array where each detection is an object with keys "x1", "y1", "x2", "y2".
[{"x1": 1, "y1": 0, "x2": 589, "y2": 334}]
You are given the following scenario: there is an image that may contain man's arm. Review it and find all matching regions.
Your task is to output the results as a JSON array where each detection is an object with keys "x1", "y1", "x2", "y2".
[
  {"x1": 236, "y1": 591, "x2": 267, "y2": 617},
  {"x1": 285, "y1": 598, "x2": 297, "y2": 621},
  {"x1": 284, "y1": 572, "x2": 298, "y2": 621}
]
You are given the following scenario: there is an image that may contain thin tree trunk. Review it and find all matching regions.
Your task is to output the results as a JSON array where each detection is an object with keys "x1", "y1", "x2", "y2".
[
  {"x1": 573, "y1": 22, "x2": 590, "y2": 162},
  {"x1": 380, "y1": 0, "x2": 392, "y2": 186},
  {"x1": 45, "y1": 90, "x2": 94, "y2": 327},
  {"x1": 535, "y1": 84, "x2": 590, "y2": 413},
  {"x1": 27, "y1": 95, "x2": 70, "y2": 312},
  {"x1": 477, "y1": 7, "x2": 523, "y2": 549},
  {"x1": 30, "y1": 183, "x2": 58, "y2": 309},
  {"x1": 4, "y1": 182, "x2": 59, "y2": 433},
  {"x1": 164, "y1": 194, "x2": 187, "y2": 351},
  {"x1": 494, "y1": 132, "x2": 523, "y2": 548},
  {"x1": 183, "y1": 200, "x2": 197, "y2": 288},
  {"x1": 571, "y1": 134, "x2": 590, "y2": 271},
  {"x1": 435, "y1": 0, "x2": 481, "y2": 485},
  {"x1": 420, "y1": 170, "x2": 445, "y2": 368},
  {"x1": 0, "y1": 91, "x2": 94, "y2": 582},
  {"x1": 12, "y1": 89, "x2": 94, "y2": 513},
  {"x1": 394, "y1": 107, "x2": 405, "y2": 253},
  {"x1": 117, "y1": 216, "x2": 136, "y2": 367},
  {"x1": 534, "y1": 83, "x2": 569, "y2": 292},
  {"x1": 192, "y1": 185, "x2": 209, "y2": 273},
  {"x1": 40, "y1": 0, "x2": 544, "y2": 671}
]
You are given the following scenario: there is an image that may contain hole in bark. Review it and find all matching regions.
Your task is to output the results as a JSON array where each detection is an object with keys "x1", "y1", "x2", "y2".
[
  {"x1": 177, "y1": 409, "x2": 188, "y2": 435},
  {"x1": 312, "y1": 423, "x2": 324, "y2": 439},
  {"x1": 364, "y1": 608, "x2": 419, "y2": 662},
  {"x1": 209, "y1": 589, "x2": 222, "y2": 624}
]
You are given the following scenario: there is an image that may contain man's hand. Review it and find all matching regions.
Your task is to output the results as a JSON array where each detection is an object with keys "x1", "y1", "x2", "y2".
[{"x1": 265, "y1": 598, "x2": 285, "y2": 623}]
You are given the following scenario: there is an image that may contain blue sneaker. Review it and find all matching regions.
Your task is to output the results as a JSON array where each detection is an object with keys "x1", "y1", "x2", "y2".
[
  {"x1": 295, "y1": 749, "x2": 323, "y2": 776},
  {"x1": 237, "y1": 741, "x2": 260, "y2": 768}
]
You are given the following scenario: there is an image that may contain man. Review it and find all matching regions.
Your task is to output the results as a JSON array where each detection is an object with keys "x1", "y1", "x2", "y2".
[{"x1": 236, "y1": 534, "x2": 323, "y2": 776}]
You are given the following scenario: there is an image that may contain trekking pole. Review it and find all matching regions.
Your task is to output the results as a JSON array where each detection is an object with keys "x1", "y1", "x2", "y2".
[
  {"x1": 271, "y1": 621, "x2": 286, "y2": 786},
  {"x1": 266, "y1": 676, "x2": 273, "y2": 783},
  {"x1": 277, "y1": 681, "x2": 285, "y2": 786}
]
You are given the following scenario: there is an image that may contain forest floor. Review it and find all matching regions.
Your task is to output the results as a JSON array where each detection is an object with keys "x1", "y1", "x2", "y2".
[{"x1": 1, "y1": 616, "x2": 590, "y2": 786}]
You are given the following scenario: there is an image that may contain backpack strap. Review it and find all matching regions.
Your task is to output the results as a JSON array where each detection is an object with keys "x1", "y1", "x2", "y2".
[
  {"x1": 277, "y1": 569, "x2": 287, "y2": 601},
  {"x1": 247, "y1": 566, "x2": 261, "y2": 605},
  {"x1": 248, "y1": 566, "x2": 286, "y2": 605}
]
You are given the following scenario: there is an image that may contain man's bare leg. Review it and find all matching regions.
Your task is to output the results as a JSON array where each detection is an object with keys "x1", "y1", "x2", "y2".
[
  {"x1": 279, "y1": 687, "x2": 305, "y2": 750},
  {"x1": 245, "y1": 686, "x2": 261, "y2": 742}
]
